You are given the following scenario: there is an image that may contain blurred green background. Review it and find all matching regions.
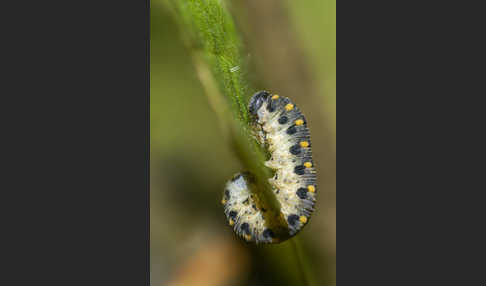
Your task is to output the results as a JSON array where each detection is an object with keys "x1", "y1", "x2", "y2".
[{"x1": 151, "y1": 0, "x2": 335, "y2": 285}]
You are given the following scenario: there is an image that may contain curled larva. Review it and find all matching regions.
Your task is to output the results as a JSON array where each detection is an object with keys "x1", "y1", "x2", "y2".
[{"x1": 222, "y1": 91, "x2": 317, "y2": 244}]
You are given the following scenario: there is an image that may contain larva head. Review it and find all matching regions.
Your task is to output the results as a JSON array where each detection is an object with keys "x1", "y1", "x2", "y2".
[{"x1": 248, "y1": 90, "x2": 270, "y2": 116}]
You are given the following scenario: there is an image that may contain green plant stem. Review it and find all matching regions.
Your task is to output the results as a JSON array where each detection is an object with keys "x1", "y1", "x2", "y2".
[
  {"x1": 190, "y1": 50, "x2": 280, "y2": 214},
  {"x1": 165, "y1": 0, "x2": 282, "y2": 223},
  {"x1": 291, "y1": 238, "x2": 317, "y2": 286}
]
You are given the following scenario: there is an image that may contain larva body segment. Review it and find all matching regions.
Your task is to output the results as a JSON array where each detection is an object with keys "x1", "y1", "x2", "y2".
[
  {"x1": 222, "y1": 91, "x2": 317, "y2": 243},
  {"x1": 223, "y1": 173, "x2": 275, "y2": 243}
]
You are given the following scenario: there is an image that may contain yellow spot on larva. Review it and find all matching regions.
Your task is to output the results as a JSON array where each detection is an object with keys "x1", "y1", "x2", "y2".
[
  {"x1": 244, "y1": 234, "x2": 252, "y2": 241},
  {"x1": 285, "y1": 103, "x2": 294, "y2": 111},
  {"x1": 229, "y1": 219, "x2": 234, "y2": 226},
  {"x1": 308, "y1": 185, "x2": 316, "y2": 193},
  {"x1": 221, "y1": 199, "x2": 226, "y2": 205},
  {"x1": 271, "y1": 94, "x2": 279, "y2": 100},
  {"x1": 295, "y1": 119, "x2": 304, "y2": 126},
  {"x1": 304, "y1": 162, "x2": 312, "y2": 168},
  {"x1": 300, "y1": 141, "x2": 309, "y2": 148},
  {"x1": 299, "y1": 216, "x2": 308, "y2": 224}
]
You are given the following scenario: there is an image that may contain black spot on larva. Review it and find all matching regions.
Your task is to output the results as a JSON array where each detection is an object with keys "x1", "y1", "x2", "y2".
[
  {"x1": 229, "y1": 211, "x2": 237, "y2": 219},
  {"x1": 287, "y1": 125, "x2": 297, "y2": 135},
  {"x1": 288, "y1": 214, "x2": 300, "y2": 226},
  {"x1": 224, "y1": 190, "x2": 230, "y2": 199},
  {"x1": 296, "y1": 188, "x2": 308, "y2": 199},
  {"x1": 252, "y1": 204, "x2": 257, "y2": 210},
  {"x1": 278, "y1": 116, "x2": 288, "y2": 124},
  {"x1": 249, "y1": 91, "x2": 270, "y2": 115},
  {"x1": 240, "y1": 223, "x2": 250, "y2": 234},
  {"x1": 243, "y1": 198, "x2": 249, "y2": 205},
  {"x1": 289, "y1": 144, "x2": 301, "y2": 155},
  {"x1": 266, "y1": 99, "x2": 276, "y2": 112},
  {"x1": 294, "y1": 165, "x2": 306, "y2": 175},
  {"x1": 263, "y1": 229, "x2": 275, "y2": 239},
  {"x1": 231, "y1": 174, "x2": 242, "y2": 182},
  {"x1": 276, "y1": 190, "x2": 280, "y2": 194}
]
